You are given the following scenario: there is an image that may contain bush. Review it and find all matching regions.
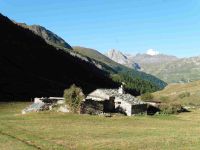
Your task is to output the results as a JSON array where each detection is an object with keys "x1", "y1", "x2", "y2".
[
  {"x1": 178, "y1": 92, "x2": 190, "y2": 99},
  {"x1": 63, "y1": 84, "x2": 85, "y2": 113},
  {"x1": 141, "y1": 93, "x2": 154, "y2": 101},
  {"x1": 159, "y1": 103, "x2": 182, "y2": 114}
]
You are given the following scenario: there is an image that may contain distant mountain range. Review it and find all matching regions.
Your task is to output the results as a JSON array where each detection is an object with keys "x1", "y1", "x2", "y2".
[
  {"x1": 106, "y1": 49, "x2": 200, "y2": 83},
  {"x1": 72, "y1": 47, "x2": 167, "y2": 90},
  {"x1": 24, "y1": 23, "x2": 199, "y2": 84},
  {"x1": 16, "y1": 21, "x2": 167, "y2": 90}
]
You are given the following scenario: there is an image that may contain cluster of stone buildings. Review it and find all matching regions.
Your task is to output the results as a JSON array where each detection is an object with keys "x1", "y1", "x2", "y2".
[{"x1": 23, "y1": 86, "x2": 151, "y2": 116}]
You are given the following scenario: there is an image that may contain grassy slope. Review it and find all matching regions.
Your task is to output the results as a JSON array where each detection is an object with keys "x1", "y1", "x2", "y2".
[
  {"x1": 142, "y1": 58, "x2": 200, "y2": 83},
  {"x1": 73, "y1": 46, "x2": 120, "y2": 69},
  {"x1": 1, "y1": 102, "x2": 200, "y2": 150},
  {"x1": 153, "y1": 80, "x2": 200, "y2": 106}
]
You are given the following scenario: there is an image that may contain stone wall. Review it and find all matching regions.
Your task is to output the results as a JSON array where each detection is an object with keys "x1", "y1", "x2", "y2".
[
  {"x1": 115, "y1": 98, "x2": 132, "y2": 116},
  {"x1": 131, "y1": 104, "x2": 147, "y2": 115},
  {"x1": 80, "y1": 99, "x2": 104, "y2": 115}
]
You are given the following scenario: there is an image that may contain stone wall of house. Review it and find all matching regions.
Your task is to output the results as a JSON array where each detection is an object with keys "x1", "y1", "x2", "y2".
[
  {"x1": 80, "y1": 99, "x2": 104, "y2": 115},
  {"x1": 115, "y1": 98, "x2": 132, "y2": 116},
  {"x1": 131, "y1": 104, "x2": 147, "y2": 115}
]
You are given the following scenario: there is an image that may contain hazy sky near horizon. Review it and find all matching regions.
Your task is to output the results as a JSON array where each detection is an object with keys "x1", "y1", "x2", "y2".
[{"x1": 1, "y1": 0, "x2": 200, "y2": 57}]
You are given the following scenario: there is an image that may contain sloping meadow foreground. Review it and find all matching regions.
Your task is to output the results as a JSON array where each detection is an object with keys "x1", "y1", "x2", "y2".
[{"x1": 0, "y1": 103, "x2": 200, "y2": 150}]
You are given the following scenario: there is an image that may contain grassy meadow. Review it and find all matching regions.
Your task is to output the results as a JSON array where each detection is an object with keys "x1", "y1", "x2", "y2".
[
  {"x1": 153, "y1": 80, "x2": 200, "y2": 106},
  {"x1": 1, "y1": 102, "x2": 200, "y2": 150}
]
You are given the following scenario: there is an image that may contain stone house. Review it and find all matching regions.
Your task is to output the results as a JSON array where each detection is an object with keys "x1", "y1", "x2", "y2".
[{"x1": 81, "y1": 86, "x2": 147, "y2": 116}]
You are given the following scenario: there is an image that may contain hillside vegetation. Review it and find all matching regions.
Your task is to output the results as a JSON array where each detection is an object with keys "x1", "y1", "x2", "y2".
[
  {"x1": 1, "y1": 102, "x2": 200, "y2": 150},
  {"x1": 0, "y1": 13, "x2": 117, "y2": 100},
  {"x1": 136, "y1": 56, "x2": 200, "y2": 83},
  {"x1": 152, "y1": 57, "x2": 200, "y2": 83},
  {"x1": 153, "y1": 80, "x2": 200, "y2": 106},
  {"x1": 73, "y1": 46, "x2": 120, "y2": 69}
]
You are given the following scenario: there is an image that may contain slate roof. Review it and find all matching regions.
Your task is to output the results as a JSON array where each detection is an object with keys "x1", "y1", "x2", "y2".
[{"x1": 86, "y1": 89, "x2": 144, "y2": 105}]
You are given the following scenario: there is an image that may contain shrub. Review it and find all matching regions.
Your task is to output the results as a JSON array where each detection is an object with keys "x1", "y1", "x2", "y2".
[
  {"x1": 63, "y1": 84, "x2": 85, "y2": 113},
  {"x1": 178, "y1": 92, "x2": 190, "y2": 99},
  {"x1": 141, "y1": 93, "x2": 154, "y2": 101},
  {"x1": 159, "y1": 103, "x2": 182, "y2": 114}
]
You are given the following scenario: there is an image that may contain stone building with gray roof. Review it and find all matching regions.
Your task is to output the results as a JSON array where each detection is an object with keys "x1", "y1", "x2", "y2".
[{"x1": 81, "y1": 86, "x2": 147, "y2": 116}]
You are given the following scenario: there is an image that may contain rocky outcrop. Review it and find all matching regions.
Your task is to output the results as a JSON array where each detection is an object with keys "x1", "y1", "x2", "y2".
[{"x1": 17, "y1": 23, "x2": 73, "y2": 50}]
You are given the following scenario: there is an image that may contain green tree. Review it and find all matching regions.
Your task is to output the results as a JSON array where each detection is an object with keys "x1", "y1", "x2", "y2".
[
  {"x1": 63, "y1": 84, "x2": 85, "y2": 113},
  {"x1": 111, "y1": 72, "x2": 160, "y2": 96}
]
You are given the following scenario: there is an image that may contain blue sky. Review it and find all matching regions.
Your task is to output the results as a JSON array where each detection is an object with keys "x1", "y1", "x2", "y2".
[{"x1": 1, "y1": 0, "x2": 200, "y2": 57}]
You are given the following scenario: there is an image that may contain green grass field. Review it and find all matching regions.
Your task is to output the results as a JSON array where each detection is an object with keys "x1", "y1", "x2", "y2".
[{"x1": 1, "y1": 102, "x2": 200, "y2": 150}]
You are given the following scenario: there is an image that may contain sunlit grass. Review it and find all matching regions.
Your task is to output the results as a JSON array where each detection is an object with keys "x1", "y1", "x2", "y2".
[
  {"x1": 1, "y1": 102, "x2": 200, "y2": 149},
  {"x1": 153, "y1": 80, "x2": 200, "y2": 106}
]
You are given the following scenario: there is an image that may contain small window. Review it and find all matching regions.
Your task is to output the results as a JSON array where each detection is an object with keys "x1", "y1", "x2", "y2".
[{"x1": 117, "y1": 102, "x2": 121, "y2": 104}]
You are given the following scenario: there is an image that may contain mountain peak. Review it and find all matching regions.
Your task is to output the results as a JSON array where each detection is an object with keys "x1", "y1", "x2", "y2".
[
  {"x1": 107, "y1": 49, "x2": 128, "y2": 64},
  {"x1": 106, "y1": 49, "x2": 141, "y2": 70},
  {"x1": 108, "y1": 49, "x2": 126, "y2": 57},
  {"x1": 146, "y1": 49, "x2": 160, "y2": 56}
]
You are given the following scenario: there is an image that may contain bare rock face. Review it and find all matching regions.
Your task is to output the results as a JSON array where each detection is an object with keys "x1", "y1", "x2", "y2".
[
  {"x1": 106, "y1": 49, "x2": 141, "y2": 70},
  {"x1": 107, "y1": 49, "x2": 128, "y2": 64}
]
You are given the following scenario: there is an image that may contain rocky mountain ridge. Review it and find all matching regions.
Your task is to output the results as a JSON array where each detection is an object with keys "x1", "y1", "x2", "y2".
[
  {"x1": 16, "y1": 22, "x2": 73, "y2": 50},
  {"x1": 107, "y1": 49, "x2": 200, "y2": 83},
  {"x1": 106, "y1": 49, "x2": 141, "y2": 70}
]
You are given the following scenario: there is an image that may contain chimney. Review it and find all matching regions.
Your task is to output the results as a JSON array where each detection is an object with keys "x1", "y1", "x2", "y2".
[{"x1": 118, "y1": 84, "x2": 124, "y2": 94}]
